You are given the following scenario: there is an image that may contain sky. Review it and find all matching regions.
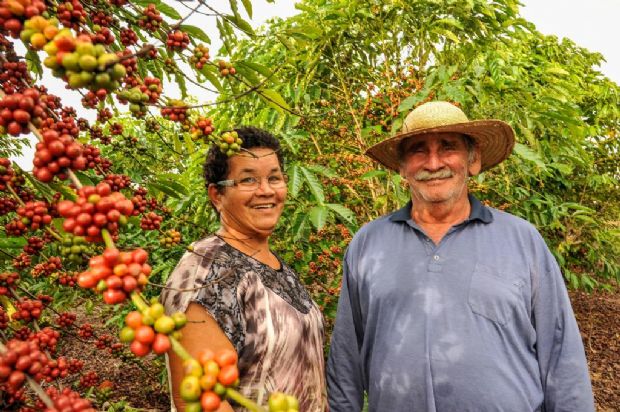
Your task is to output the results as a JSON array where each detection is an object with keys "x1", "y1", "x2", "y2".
[
  {"x1": 9, "y1": 0, "x2": 619, "y2": 169},
  {"x1": 519, "y1": 0, "x2": 620, "y2": 83}
]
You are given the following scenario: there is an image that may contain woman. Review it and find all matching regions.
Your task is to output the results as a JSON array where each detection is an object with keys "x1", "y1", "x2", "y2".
[{"x1": 161, "y1": 127, "x2": 327, "y2": 411}]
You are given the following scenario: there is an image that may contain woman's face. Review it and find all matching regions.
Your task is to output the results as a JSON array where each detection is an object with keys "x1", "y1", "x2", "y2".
[{"x1": 209, "y1": 148, "x2": 287, "y2": 239}]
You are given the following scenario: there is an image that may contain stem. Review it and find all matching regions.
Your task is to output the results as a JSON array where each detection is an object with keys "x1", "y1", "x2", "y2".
[
  {"x1": 6, "y1": 183, "x2": 26, "y2": 207},
  {"x1": 168, "y1": 335, "x2": 192, "y2": 362},
  {"x1": 68, "y1": 171, "x2": 82, "y2": 188},
  {"x1": 101, "y1": 229, "x2": 115, "y2": 250},
  {"x1": 45, "y1": 227, "x2": 63, "y2": 242},
  {"x1": 0, "y1": 248, "x2": 17, "y2": 260},
  {"x1": 225, "y1": 388, "x2": 268, "y2": 412},
  {"x1": 130, "y1": 291, "x2": 149, "y2": 313}
]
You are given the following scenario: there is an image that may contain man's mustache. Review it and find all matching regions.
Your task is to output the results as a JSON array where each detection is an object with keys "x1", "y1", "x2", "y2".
[{"x1": 414, "y1": 168, "x2": 454, "y2": 181}]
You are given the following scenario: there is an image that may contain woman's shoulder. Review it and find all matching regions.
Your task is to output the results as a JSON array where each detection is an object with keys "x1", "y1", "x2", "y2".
[
  {"x1": 190, "y1": 234, "x2": 226, "y2": 255},
  {"x1": 160, "y1": 235, "x2": 227, "y2": 313}
]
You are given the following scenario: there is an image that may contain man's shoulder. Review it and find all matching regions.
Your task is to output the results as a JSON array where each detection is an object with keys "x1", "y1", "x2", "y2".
[
  {"x1": 486, "y1": 207, "x2": 543, "y2": 237},
  {"x1": 347, "y1": 209, "x2": 403, "y2": 253},
  {"x1": 355, "y1": 209, "x2": 400, "y2": 235}
]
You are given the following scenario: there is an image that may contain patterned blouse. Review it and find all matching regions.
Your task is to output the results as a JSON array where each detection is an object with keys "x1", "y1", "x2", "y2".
[{"x1": 161, "y1": 235, "x2": 327, "y2": 411}]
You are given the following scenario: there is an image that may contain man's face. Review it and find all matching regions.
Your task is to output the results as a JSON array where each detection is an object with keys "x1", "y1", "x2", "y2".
[{"x1": 399, "y1": 132, "x2": 481, "y2": 207}]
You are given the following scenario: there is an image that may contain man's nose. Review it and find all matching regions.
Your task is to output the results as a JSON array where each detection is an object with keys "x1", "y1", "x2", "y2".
[{"x1": 425, "y1": 150, "x2": 443, "y2": 170}]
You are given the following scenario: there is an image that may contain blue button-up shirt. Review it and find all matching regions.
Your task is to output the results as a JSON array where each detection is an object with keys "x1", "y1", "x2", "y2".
[{"x1": 327, "y1": 195, "x2": 594, "y2": 411}]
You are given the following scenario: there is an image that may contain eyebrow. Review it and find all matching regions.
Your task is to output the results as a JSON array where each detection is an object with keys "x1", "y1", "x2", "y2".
[
  {"x1": 238, "y1": 167, "x2": 281, "y2": 174},
  {"x1": 406, "y1": 141, "x2": 425, "y2": 151}
]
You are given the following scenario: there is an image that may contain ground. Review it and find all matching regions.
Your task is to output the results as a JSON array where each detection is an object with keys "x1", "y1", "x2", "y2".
[
  {"x1": 570, "y1": 288, "x2": 620, "y2": 412},
  {"x1": 57, "y1": 288, "x2": 619, "y2": 411}
]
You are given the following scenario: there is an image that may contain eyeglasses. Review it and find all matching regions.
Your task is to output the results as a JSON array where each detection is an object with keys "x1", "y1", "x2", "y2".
[{"x1": 216, "y1": 174, "x2": 288, "y2": 192}]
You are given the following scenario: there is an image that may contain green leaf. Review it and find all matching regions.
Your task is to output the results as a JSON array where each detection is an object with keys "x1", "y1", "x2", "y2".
[
  {"x1": 200, "y1": 65, "x2": 224, "y2": 92},
  {"x1": 258, "y1": 89, "x2": 291, "y2": 114},
  {"x1": 308, "y1": 205, "x2": 328, "y2": 230},
  {"x1": 360, "y1": 170, "x2": 387, "y2": 179},
  {"x1": 179, "y1": 25, "x2": 211, "y2": 44},
  {"x1": 278, "y1": 130, "x2": 302, "y2": 155},
  {"x1": 183, "y1": 133, "x2": 196, "y2": 154},
  {"x1": 325, "y1": 203, "x2": 357, "y2": 226},
  {"x1": 398, "y1": 91, "x2": 430, "y2": 112},
  {"x1": 145, "y1": 59, "x2": 163, "y2": 82},
  {"x1": 435, "y1": 18, "x2": 464, "y2": 30},
  {"x1": 155, "y1": 176, "x2": 189, "y2": 196},
  {"x1": 390, "y1": 117, "x2": 403, "y2": 135},
  {"x1": 25, "y1": 49, "x2": 42, "y2": 80},
  {"x1": 148, "y1": 182, "x2": 182, "y2": 199},
  {"x1": 48, "y1": 182, "x2": 79, "y2": 200},
  {"x1": 237, "y1": 60, "x2": 273, "y2": 79},
  {"x1": 361, "y1": 125, "x2": 382, "y2": 138},
  {"x1": 225, "y1": 14, "x2": 255, "y2": 36},
  {"x1": 432, "y1": 27, "x2": 460, "y2": 43},
  {"x1": 84, "y1": 298, "x2": 94, "y2": 314},
  {"x1": 0, "y1": 237, "x2": 27, "y2": 248},
  {"x1": 130, "y1": 0, "x2": 155, "y2": 7},
  {"x1": 546, "y1": 66, "x2": 569, "y2": 77},
  {"x1": 71, "y1": 171, "x2": 94, "y2": 187},
  {"x1": 550, "y1": 162, "x2": 573, "y2": 175},
  {"x1": 300, "y1": 166, "x2": 325, "y2": 203},
  {"x1": 287, "y1": 164, "x2": 303, "y2": 197},
  {"x1": 157, "y1": 2, "x2": 181, "y2": 19},
  {"x1": 229, "y1": 0, "x2": 240, "y2": 19},
  {"x1": 22, "y1": 172, "x2": 55, "y2": 199},
  {"x1": 513, "y1": 143, "x2": 547, "y2": 170},
  {"x1": 294, "y1": 3, "x2": 313, "y2": 12},
  {"x1": 174, "y1": 71, "x2": 187, "y2": 98},
  {"x1": 306, "y1": 164, "x2": 337, "y2": 178},
  {"x1": 290, "y1": 211, "x2": 308, "y2": 240},
  {"x1": 233, "y1": 63, "x2": 260, "y2": 85},
  {"x1": 240, "y1": 0, "x2": 252, "y2": 18},
  {"x1": 276, "y1": 34, "x2": 294, "y2": 49}
]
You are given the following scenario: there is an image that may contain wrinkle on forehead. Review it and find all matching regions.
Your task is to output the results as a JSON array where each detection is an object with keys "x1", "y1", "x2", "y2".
[{"x1": 398, "y1": 132, "x2": 469, "y2": 160}]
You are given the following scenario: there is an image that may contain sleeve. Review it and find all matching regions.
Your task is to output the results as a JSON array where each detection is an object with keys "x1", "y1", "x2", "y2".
[
  {"x1": 191, "y1": 263, "x2": 244, "y2": 353},
  {"x1": 532, "y1": 243, "x2": 595, "y2": 412},
  {"x1": 327, "y1": 249, "x2": 365, "y2": 412}
]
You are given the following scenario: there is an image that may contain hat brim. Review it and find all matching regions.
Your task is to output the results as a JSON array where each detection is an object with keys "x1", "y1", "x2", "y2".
[{"x1": 365, "y1": 120, "x2": 515, "y2": 173}]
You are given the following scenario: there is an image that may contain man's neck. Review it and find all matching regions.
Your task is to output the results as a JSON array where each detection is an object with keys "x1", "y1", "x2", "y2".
[{"x1": 410, "y1": 194, "x2": 471, "y2": 243}]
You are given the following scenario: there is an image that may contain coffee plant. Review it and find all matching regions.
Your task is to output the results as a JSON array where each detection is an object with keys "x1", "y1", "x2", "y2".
[{"x1": 0, "y1": 0, "x2": 303, "y2": 410}]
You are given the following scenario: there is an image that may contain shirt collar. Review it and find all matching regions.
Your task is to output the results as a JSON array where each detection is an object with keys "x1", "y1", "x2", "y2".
[{"x1": 389, "y1": 194, "x2": 493, "y2": 224}]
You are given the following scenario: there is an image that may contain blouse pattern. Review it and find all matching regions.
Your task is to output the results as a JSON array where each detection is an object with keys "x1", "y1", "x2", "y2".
[{"x1": 161, "y1": 235, "x2": 327, "y2": 411}]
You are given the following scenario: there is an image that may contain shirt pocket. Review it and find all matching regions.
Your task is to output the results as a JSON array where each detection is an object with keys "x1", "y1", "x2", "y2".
[{"x1": 468, "y1": 262, "x2": 525, "y2": 326}]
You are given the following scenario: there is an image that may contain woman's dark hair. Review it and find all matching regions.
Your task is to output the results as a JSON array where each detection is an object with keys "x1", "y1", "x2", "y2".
[{"x1": 203, "y1": 126, "x2": 285, "y2": 191}]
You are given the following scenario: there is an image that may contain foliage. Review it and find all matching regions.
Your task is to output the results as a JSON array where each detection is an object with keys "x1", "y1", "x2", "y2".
[
  {"x1": 0, "y1": 0, "x2": 619, "y2": 409},
  {"x1": 215, "y1": 0, "x2": 620, "y2": 293}
]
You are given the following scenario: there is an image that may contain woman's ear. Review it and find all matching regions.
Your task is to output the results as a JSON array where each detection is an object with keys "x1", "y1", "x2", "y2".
[{"x1": 207, "y1": 184, "x2": 222, "y2": 213}]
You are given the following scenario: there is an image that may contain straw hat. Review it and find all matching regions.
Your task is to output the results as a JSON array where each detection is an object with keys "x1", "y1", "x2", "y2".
[{"x1": 365, "y1": 101, "x2": 515, "y2": 173}]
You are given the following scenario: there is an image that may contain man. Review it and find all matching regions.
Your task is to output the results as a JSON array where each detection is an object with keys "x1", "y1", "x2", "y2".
[{"x1": 327, "y1": 101, "x2": 594, "y2": 411}]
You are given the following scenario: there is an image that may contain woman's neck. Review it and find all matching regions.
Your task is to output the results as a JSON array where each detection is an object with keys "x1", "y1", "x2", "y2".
[{"x1": 216, "y1": 227, "x2": 280, "y2": 269}]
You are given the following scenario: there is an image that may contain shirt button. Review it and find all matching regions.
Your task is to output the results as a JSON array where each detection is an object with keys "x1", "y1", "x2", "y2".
[{"x1": 433, "y1": 255, "x2": 440, "y2": 261}]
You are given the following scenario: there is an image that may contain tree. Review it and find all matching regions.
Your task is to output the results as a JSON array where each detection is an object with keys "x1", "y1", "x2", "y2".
[
  {"x1": 0, "y1": 0, "x2": 302, "y2": 410},
  {"x1": 213, "y1": 0, "x2": 619, "y2": 296}
]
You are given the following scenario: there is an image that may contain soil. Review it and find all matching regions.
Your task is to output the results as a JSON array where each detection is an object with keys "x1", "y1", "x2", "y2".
[
  {"x1": 54, "y1": 303, "x2": 171, "y2": 411},
  {"x1": 56, "y1": 289, "x2": 619, "y2": 412},
  {"x1": 570, "y1": 288, "x2": 620, "y2": 412}
]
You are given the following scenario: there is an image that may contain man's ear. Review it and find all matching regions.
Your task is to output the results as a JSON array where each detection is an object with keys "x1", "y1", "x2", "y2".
[
  {"x1": 468, "y1": 146, "x2": 482, "y2": 176},
  {"x1": 399, "y1": 164, "x2": 406, "y2": 178},
  {"x1": 207, "y1": 184, "x2": 222, "y2": 212}
]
